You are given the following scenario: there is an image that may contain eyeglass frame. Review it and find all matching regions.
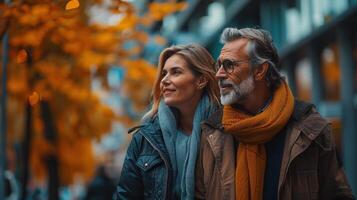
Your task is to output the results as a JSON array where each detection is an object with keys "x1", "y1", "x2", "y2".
[{"x1": 215, "y1": 59, "x2": 251, "y2": 73}]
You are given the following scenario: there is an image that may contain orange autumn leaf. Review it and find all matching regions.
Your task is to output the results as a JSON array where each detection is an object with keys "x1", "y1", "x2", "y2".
[
  {"x1": 116, "y1": 14, "x2": 137, "y2": 30},
  {"x1": 29, "y1": 92, "x2": 41, "y2": 106},
  {"x1": 65, "y1": 0, "x2": 80, "y2": 10},
  {"x1": 92, "y1": 31, "x2": 117, "y2": 50},
  {"x1": 63, "y1": 41, "x2": 82, "y2": 54},
  {"x1": 77, "y1": 50, "x2": 107, "y2": 69},
  {"x1": 16, "y1": 49, "x2": 28, "y2": 64},
  {"x1": 148, "y1": 2, "x2": 187, "y2": 20}
]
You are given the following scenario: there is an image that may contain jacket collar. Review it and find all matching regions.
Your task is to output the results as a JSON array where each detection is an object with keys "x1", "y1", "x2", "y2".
[
  {"x1": 128, "y1": 117, "x2": 170, "y2": 156},
  {"x1": 292, "y1": 100, "x2": 328, "y2": 141},
  {"x1": 202, "y1": 107, "x2": 224, "y2": 131}
]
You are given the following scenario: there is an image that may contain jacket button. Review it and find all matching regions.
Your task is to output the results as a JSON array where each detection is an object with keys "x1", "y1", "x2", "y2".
[{"x1": 144, "y1": 163, "x2": 148, "y2": 167}]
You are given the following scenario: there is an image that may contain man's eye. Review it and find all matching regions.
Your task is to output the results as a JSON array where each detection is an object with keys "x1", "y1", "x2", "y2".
[
  {"x1": 223, "y1": 60, "x2": 233, "y2": 67},
  {"x1": 223, "y1": 60, "x2": 233, "y2": 65}
]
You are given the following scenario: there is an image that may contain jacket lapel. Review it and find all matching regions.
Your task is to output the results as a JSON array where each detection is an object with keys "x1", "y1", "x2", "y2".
[{"x1": 278, "y1": 101, "x2": 329, "y2": 199}]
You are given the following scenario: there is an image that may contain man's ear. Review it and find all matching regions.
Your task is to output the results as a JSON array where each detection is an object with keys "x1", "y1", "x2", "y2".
[
  {"x1": 197, "y1": 76, "x2": 208, "y2": 89},
  {"x1": 254, "y1": 62, "x2": 269, "y2": 81}
]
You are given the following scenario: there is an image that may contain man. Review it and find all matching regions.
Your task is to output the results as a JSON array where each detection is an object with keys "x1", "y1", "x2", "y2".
[{"x1": 195, "y1": 27, "x2": 355, "y2": 200}]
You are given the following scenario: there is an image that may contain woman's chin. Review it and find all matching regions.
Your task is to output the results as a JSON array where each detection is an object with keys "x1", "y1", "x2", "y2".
[{"x1": 163, "y1": 98, "x2": 177, "y2": 107}]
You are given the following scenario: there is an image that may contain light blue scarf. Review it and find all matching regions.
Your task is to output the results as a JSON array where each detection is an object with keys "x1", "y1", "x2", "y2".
[{"x1": 158, "y1": 94, "x2": 216, "y2": 200}]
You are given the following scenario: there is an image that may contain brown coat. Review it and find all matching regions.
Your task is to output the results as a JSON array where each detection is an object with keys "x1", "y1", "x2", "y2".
[{"x1": 195, "y1": 100, "x2": 355, "y2": 200}]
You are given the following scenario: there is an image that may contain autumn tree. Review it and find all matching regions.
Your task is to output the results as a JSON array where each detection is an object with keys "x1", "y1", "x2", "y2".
[{"x1": 0, "y1": 0, "x2": 186, "y2": 198}]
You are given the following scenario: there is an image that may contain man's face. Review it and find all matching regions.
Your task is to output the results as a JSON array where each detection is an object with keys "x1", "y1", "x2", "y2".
[{"x1": 216, "y1": 39, "x2": 255, "y2": 105}]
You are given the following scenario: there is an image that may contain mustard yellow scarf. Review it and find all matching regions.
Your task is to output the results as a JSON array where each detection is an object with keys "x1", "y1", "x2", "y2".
[{"x1": 222, "y1": 81, "x2": 294, "y2": 200}]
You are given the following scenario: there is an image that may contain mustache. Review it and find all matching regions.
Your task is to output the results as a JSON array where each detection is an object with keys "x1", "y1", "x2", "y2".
[{"x1": 218, "y1": 79, "x2": 234, "y2": 87}]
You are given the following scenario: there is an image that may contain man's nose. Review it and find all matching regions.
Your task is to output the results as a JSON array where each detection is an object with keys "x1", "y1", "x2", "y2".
[{"x1": 216, "y1": 66, "x2": 227, "y2": 79}]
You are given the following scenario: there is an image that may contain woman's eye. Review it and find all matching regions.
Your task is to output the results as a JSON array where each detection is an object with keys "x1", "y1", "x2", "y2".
[{"x1": 172, "y1": 70, "x2": 181, "y2": 75}]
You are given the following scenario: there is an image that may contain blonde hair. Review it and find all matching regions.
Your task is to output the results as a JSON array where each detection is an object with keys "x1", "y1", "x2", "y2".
[{"x1": 143, "y1": 44, "x2": 220, "y2": 120}]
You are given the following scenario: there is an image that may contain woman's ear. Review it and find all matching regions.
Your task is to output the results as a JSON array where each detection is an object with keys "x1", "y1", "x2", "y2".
[{"x1": 197, "y1": 76, "x2": 208, "y2": 89}]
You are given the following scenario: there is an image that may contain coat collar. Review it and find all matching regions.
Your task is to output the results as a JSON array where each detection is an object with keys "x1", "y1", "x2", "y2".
[
  {"x1": 128, "y1": 117, "x2": 170, "y2": 157},
  {"x1": 292, "y1": 100, "x2": 329, "y2": 141},
  {"x1": 201, "y1": 107, "x2": 223, "y2": 131}
]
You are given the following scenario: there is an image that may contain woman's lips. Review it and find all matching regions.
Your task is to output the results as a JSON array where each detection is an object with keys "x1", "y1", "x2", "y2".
[{"x1": 163, "y1": 89, "x2": 176, "y2": 95}]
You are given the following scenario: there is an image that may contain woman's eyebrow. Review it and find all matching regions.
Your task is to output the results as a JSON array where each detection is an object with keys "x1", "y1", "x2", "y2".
[{"x1": 165, "y1": 66, "x2": 183, "y2": 71}]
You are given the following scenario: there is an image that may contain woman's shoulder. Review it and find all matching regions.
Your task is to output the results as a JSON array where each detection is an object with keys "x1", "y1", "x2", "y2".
[
  {"x1": 125, "y1": 121, "x2": 158, "y2": 153},
  {"x1": 126, "y1": 117, "x2": 166, "y2": 155},
  {"x1": 128, "y1": 116, "x2": 161, "y2": 138}
]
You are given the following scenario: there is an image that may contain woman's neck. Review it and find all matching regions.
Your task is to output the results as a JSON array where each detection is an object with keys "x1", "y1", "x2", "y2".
[
  {"x1": 177, "y1": 105, "x2": 197, "y2": 135},
  {"x1": 179, "y1": 115, "x2": 194, "y2": 135},
  {"x1": 175, "y1": 93, "x2": 202, "y2": 135}
]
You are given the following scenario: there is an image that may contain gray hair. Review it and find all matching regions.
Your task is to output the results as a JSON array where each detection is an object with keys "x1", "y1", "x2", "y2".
[{"x1": 220, "y1": 27, "x2": 284, "y2": 90}]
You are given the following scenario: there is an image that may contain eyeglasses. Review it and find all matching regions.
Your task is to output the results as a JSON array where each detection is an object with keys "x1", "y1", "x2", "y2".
[{"x1": 215, "y1": 59, "x2": 250, "y2": 73}]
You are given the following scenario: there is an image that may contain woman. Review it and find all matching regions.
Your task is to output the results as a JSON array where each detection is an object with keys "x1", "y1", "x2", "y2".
[{"x1": 115, "y1": 44, "x2": 220, "y2": 200}]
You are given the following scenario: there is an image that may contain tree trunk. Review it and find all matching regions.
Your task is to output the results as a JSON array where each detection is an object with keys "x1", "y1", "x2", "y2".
[
  {"x1": 20, "y1": 103, "x2": 32, "y2": 200},
  {"x1": 20, "y1": 48, "x2": 33, "y2": 200},
  {"x1": 40, "y1": 101, "x2": 59, "y2": 200}
]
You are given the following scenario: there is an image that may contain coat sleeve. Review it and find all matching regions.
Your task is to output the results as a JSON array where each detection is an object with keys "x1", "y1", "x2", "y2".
[
  {"x1": 195, "y1": 133, "x2": 207, "y2": 200},
  {"x1": 317, "y1": 125, "x2": 355, "y2": 200},
  {"x1": 113, "y1": 132, "x2": 144, "y2": 200}
]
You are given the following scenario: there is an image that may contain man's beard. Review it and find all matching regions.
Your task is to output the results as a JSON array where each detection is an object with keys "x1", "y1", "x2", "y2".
[{"x1": 219, "y1": 75, "x2": 255, "y2": 105}]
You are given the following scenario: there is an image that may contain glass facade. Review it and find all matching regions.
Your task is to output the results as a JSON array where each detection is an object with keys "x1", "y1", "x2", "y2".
[
  {"x1": 285, "y1": 0, "x2": 312, "y2": 43},
  {"x1": 295, "y1": 57, "x2": 312, "y2": 101},
  {"x1": 197, "y1": 2, "x2": 225, "y2": 38},
  {"x1": 321, "y1": 43, "x2": 341, "y2": 102},
  {"x1": 285, "y1": 0, "x2": 349, "y2": 44}
]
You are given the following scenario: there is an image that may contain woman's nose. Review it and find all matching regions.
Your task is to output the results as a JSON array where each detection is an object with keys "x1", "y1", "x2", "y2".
[{"x1": 161, "y1": 74, "x2": 170, "y2": 85}]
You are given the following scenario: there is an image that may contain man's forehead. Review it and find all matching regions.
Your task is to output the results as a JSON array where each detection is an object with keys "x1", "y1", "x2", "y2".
[{"x1": 219, "y1": 38, "x2": 249, "y2": 59}]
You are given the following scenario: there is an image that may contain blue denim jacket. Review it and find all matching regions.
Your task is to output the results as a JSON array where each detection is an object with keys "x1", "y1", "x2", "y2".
[{"x1": 114, "y1": 117, "x2": 174, "y2": 200}]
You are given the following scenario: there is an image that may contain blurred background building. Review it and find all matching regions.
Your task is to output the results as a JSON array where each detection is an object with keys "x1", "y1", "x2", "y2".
[{"x1": 138, "y1": 0, "x2": 357, "y2": 196}]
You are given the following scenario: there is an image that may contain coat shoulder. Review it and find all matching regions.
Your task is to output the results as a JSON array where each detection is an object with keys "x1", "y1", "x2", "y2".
[{"x1": 293, "y1": 99, "x2": 332, "y2": 150}]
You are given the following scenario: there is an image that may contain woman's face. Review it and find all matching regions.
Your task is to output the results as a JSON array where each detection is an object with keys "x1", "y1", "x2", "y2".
[{"x1": 160, "y1": 54, "x2": 203, "y2": 110}]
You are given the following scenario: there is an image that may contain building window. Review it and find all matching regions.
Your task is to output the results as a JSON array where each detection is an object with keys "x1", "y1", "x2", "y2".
[
  {"x1": 198, "y1": 2, "x2": 225, "y2": 38},
  {"x1": 285, "y1": 0, "x2": 312, "y2": 43},
  {"x1": 311, "y1": 0, "x2": 348, "y2": 26},
  {"x1": 295, "y1": 57, "x2": 312, "y2": 101},
  {"x1": 285, "y1": 0, "x2": 349, "y2": 44},
  {"x1": 321, "y1": 43, "x2": 341, "y2": 102}
]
